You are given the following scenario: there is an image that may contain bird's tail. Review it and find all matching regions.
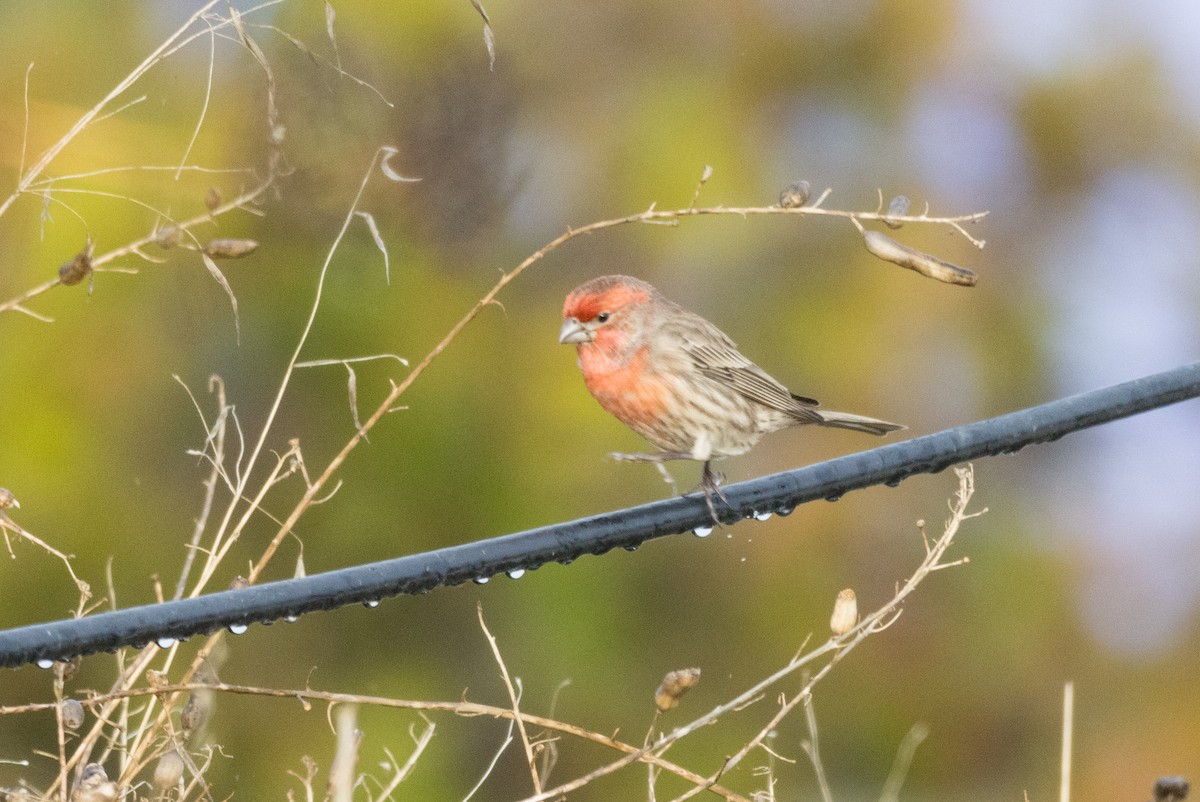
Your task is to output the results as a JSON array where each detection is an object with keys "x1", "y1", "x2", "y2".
[{"x1": 816, "y1": 410, "x2": 905, "y2": 437}]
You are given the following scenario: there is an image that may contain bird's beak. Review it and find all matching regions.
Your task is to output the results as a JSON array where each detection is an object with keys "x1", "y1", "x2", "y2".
[{"x1": 559, "y1": 317, "x2": 591, "y2": 345}]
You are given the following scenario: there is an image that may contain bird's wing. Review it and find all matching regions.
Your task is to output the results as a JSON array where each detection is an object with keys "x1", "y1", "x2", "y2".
[{"x1": 682, "y1": 330, "x2": 824, "y2": 423}]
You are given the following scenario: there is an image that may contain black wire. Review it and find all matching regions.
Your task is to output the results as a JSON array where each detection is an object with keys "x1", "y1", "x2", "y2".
[{"x1": 2, "y1": 362, "x2": 1199, "y2": 669}]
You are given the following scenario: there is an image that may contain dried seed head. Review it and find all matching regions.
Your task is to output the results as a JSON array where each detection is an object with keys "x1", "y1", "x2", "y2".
[
  {"x1": 830, "y1": 588, "x2": 858, "y2": 636},
  {"x1": 145, "y1": 670, "x2": 169, "y2": 690},
  {"x1": 0, "y1": 488, "x2": 18, "y2": 510},
  {"x1": 181, "y1": 692, "x2": 210, "y2": 735},
  {"x1": 778, "y1": 180, "x2": 811, "y2": 209},
  {"x1": 154, "y1": 750, "x2": 185, "y2": 790},
  {"x1": 74, "y1": 763, "x2": 118, "y2": 802},
  {"x1": 884, "y1": 194, "x2": 911, "y2": 229},
  {"x1": 61, "y1": 698, "x2": 85, "y2": 730},
  {"x1": 203, "y1": 239, "x2": 259, "y2": 259},
  {"x1": 204, "y1": 187, "x2": 222, "y2": 212},
  {"x1": 58, "y1": 242, "x2": 94, "y2": 286},
  {"x1": 1, "y1": 787, "x2": 37, "y2": 802},
  {"x1": 861, "y1": 230, "x2": 977, "y2": 286},
  {"x1": 56, "y1": 656, "x2": 81, "y2": 683},
  {"x1": 655, "y1": 667, "x2": 701, "y2": 712},
  {"x1": 228, "y1": 575, "x2": 250, "y2": 590}
]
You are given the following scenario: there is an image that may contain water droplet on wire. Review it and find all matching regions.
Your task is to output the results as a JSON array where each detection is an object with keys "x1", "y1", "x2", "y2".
[
  {"x1": 507, "y1": 569, "x2": 526, "y2": 580},
  {"x1": 694, "y1": 526, "x2": 714, "y2": 538},
  {"x1": 228, "y1": 623, "x2": 248, "y2": 635}
]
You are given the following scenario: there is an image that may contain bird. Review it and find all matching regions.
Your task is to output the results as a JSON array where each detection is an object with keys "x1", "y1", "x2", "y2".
[{"x1": 559, "y1": 274, "x2": 903, "y2": 520}]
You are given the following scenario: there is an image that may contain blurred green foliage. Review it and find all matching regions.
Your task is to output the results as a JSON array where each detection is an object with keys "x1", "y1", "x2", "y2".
[{"x1": 1, "y1": 1, "x2": 1199, "y2": 800}]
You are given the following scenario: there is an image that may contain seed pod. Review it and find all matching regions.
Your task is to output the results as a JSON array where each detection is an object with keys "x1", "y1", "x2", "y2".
[
  {"x1": 883, "y1": 194, "x2": 910, "y2": 229},
  {"x1": 61, "y1": 698, "x2": 85, "y2": 730},
  {"x1": 861, "y1": 230, "x2": 977, "y2": 286},
  {"x1": 1153, "y1": 776, "x2": 1189, "y2": 802},
  {"x1": 203, "y1": 239, "x2": 258, "y2": 259},
  {"x1": 154, "y1": 750, "x2": 185, "y2": 790},
  {"x1": 778, "y1": 180, "x2": 811, "y2": 209},
  {"x1": 0, "y1": 488, "x2": 17, "y2": 510},
  {"x1": 204, "y1": 187, "x2": 222, "y2": 212},
  {"x1": 830, "y1": 588, "x2": 858, "y2": 636},
  {"x1": 181, "y1": 691, "x2": 210, "y2": 735},
  {"x1": 654, "y1": 667, "x2": 701, "y2": 712},
  {"x1": 74, "y1": 764, "x2": 118, "y2": 802},
  {"x1": 58, "y1": 242, "x2": 94, "y2": 286},
  {"x1": 156, "y1": 226, "x2": 183, "y2": 249}
]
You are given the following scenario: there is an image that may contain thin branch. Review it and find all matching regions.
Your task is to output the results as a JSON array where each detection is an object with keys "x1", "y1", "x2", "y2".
[
  {"x1": 531, "y1": 467, "x2": 980, "y2": 802},
  {"x1": 1, "y1": 682, "x2": 751, "y2": 802},
  {"x1": 477, "y1": 603, "x2": 542, "y2": 795},
  {"x1": 0, "y1": 0, "x2": 225, "y2": 220}
]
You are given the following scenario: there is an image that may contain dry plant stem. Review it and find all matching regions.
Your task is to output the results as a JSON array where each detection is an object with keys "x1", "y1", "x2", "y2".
[
  {"x1": 260, "y1": 196, "x2": 988, "y2": 596},
  {"x1": 173, "y1": 377, "x2": 229, "y2": 600},
  {"x1": 373, "y1": 717, "x2": 434, "y2": 798},
  {"x1": 53, "y1": 669, "x2": 67, "y2": 802},
  {"x1": 477, "y1": 603, "x2": 543, "y2": 794},
  {"x1": 464, "y1": 710, "x2": 517, "y2": 801},
  {"x1": 89, "y1": 194, "x2": 983, "y2": 798},
  {"x1": 0, "y1": 176, "x2": 273, "y2": 316},
  {"x1": 800, "y1": 694, "x2": 833, "y2": 802},
  {"x1": 92, "y1": 149, "x2": 399, "y2": 788},
  {"x1": 4, "y1": 682, "x2": 751, "y2": 802},
  {"x1": 1060, "y1": 681, "x2": 1074, "y2": 802},
  {"x1": 878, "y1": 722, "x2": 928, "y2": 802},
  {"x1": 30, "y1": 165, "x2": 979, "y2": 794},
  {"x1": 0, "y1": 0, "x2": 223, "y2": 221},
  {"x1": 531, "y1": 466, "x2": 981, "y2": 802},
  {"x1": 0, "y1": 514, "x2": 89, "y2": 602},
  {"x1": 331, "y1": 704, "x2": 358, "y2": 802}
]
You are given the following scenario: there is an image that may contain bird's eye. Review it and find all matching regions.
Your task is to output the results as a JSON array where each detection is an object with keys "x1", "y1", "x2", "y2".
[{"x1": 596, "y1": 312, "x2": 610, "y2": 323}]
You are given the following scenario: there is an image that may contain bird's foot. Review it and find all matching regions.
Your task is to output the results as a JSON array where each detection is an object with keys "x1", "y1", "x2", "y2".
[{"x1": 699, "y1": 461, "x2": 732, "y2": 525}]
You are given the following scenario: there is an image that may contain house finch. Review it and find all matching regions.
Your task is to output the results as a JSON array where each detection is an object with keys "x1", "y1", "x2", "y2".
[{"x1": 559, "y1": 274, "x2": 904, "y2": 520}]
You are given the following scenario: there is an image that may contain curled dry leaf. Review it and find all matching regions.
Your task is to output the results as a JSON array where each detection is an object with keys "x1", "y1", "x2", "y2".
[
  {"x1": 200, "y1": 252, "x2": 241, "y2": 343},
  {"x1": 379, "y1": 146, "x2": 421, "y2": 183},
  {"x1": 655, "y1": 667, "x2": 701, "y2": 712},
  {"x1": 861, "y1": 229, "x2": 977, "y2": 286}
]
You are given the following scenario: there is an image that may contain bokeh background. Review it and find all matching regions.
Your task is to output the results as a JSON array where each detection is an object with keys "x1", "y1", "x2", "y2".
[{"x1": 2, "y1": 1, "x2": 1200, "y2": 799}]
